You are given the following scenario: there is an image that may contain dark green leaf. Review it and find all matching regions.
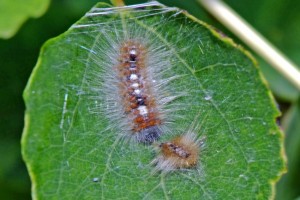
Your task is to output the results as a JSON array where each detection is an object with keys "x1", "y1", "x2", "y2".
[{"x1": 22, "y1": 2, "x2": 285, "y2": 199}]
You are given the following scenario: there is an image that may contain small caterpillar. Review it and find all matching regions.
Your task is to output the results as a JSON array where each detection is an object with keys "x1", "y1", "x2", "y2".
[{"x1": 151, "y1": 131, "x2": 202, "y2": 172}]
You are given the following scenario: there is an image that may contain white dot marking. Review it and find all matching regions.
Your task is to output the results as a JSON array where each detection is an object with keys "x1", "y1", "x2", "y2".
[
  {"x1": 131, "y1": 83, "x2": 139, "y2": 88},
  {"x1": 134, "y1": 89, "x2": 141, "y2": 95},
  {"x1": 138, "y1": 106, "x2": 148, "y2": 115},
  {"x1": 130, "y1": 49, "x2": 137, "y2": 55},
  {"x1": 130, "y1": 74, "x2": 138, "y2": 80}
]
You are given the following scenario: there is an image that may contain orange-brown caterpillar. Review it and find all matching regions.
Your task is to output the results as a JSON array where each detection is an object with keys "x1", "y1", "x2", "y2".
[
  {"x1": 117, "y1": 40, "x2": 162, "y2": 143},
  {"x1": 81, "y1": 23, "x2": 182, "y2": 144}
]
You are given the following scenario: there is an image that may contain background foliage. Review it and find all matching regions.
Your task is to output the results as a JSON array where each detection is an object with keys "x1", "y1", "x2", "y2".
[
  {"x1": 0, "y1": 0, "x2": 50, "y2": 39},
  {"x1": 0, "y1": 0, "x2": 299, "y2": 199}
]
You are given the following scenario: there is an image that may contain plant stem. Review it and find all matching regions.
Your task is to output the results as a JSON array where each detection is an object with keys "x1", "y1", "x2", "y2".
[{"x1": 199, "y1": 0, "x2": 300, "y2": 91}]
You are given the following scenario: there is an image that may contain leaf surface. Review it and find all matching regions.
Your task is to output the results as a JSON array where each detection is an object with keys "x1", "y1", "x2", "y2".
[{"x1": 22, "y1": 2, "x2": 285, "y2": 199}]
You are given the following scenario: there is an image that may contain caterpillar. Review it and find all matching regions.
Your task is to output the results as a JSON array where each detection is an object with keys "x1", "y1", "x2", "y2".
[
  {"x1": 79, "y1": 22, "x2": 183, "y2": 144},
  {"x1": 151, "y1": 117, "x2": 204, "y2": 173}
]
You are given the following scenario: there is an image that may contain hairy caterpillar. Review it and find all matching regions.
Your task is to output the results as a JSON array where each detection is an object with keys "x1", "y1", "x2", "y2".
[
  {"x1": 77, "y1": 18, "x2": 184, "y2": 143},
  {"x1": 152, "y1": 133, "x2": 202, "y2": 171},
  {"x1": 151, "y1": 114, "x2": 205, "y2": 173}
]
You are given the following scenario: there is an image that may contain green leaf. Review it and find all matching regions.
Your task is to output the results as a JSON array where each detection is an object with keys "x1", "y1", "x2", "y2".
[
  {"x1": 276, "y1": 99, "x2": 300, "y2": 200},
  {"x1": 0, "y1": 0, "x2": 50, "y2": 39},
  {"x1": 22, "y1": 2, "x2": 285, "y2": 199}
]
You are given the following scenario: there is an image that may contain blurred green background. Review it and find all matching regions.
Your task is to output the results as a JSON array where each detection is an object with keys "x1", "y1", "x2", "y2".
[{"x1": 0, "y1": 0, "x2": 299, "y2": 199}]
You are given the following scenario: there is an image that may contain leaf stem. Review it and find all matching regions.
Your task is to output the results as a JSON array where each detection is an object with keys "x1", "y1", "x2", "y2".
[{"x1": 199, "y1": 0, "x2": 300, "y2": 91}]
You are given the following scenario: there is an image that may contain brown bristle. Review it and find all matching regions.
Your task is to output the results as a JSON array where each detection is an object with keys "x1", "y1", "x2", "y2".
[{"x1": 158, "y1": 134, "x2": 199, "y2": 169}]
